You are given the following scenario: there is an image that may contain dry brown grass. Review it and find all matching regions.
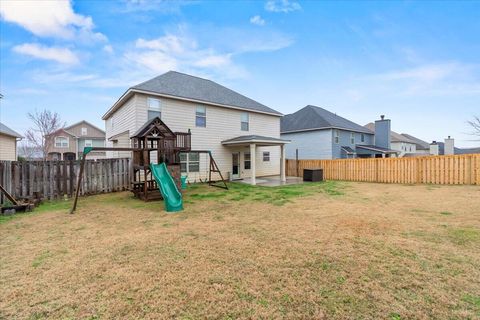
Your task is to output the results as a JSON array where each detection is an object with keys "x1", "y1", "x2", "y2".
[{"x1": 1, "y1": 182, "x2": 480, "y2": 319}]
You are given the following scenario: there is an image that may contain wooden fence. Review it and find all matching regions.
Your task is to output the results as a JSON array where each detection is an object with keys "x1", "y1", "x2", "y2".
[
  {"x1": 0, "y1": 158, "x2": 131, "y2": 204},
  {"x1": 286, "y1": 154, "x2": 480, "y2": 185}
]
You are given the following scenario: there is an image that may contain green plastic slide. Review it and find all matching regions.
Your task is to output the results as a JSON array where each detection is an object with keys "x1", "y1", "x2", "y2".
[{"x1": 150, "y1": 163, "x2": 183, "y2": 212}]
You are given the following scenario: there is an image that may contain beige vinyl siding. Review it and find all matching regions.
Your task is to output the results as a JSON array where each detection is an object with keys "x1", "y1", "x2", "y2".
[
  {"x1": 0, "y1": 134, "x2": 17, "y2": 161},
  {"x1": 67, "y1": 122, "x2": 105, "y2": 138},
  {"x1": 105, "y1": 96, "x2": 137, "y2": 158},
  {"x1": 46, "y1": 132, "x2": 77, "y2": 155},
  {"x1": 135, "y1": 94, "x2": 281, "y2": 180}
]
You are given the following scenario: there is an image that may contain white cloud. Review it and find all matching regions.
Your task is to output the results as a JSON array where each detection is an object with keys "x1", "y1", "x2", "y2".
[
  {"x1": 125, "y1": 33, "x2": 247, "y2": 79},
  {"x1": 103, "y1": 45, "x2": 114, "y2": 54},
  {"x1": 250, "y1": 15, "x2": 266, "y2": 26},
  {"x1": 265, "y1": 0, "x2": 301, "y2": 13},
  {"x1": 0, "y1": 0, "x2": 106, "y2": 41},
  {"x1": 13, "y1": 43, "x2": 79, "y2": 65}
]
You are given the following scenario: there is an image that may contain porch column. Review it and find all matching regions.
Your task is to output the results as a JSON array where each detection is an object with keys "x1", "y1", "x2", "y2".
[
  {"x1": 250, "y1": 143, "x2": 256, "y2": 185},
  {"x1": 280, "y1": 144, "x2": 286, "y2": 182}
]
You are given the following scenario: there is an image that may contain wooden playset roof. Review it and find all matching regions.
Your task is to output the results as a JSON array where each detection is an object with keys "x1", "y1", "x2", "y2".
[{"x1": 131, "y1": 117, "x2": 176, "y2": 139}]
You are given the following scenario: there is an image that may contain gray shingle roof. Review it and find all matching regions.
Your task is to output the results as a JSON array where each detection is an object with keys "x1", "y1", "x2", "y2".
[
  {"x1": 400, "y1": 133, "x2": 430, "y2": 150},
  {"x1": 281, "y1": 105, "x2": 373, "y2": 134},
  {"x1": 0, "y1": 122, "x2": 22, "y2": 138},
  {"x1": 132, "y1": 71, "x2": 281, "y2": 115}
]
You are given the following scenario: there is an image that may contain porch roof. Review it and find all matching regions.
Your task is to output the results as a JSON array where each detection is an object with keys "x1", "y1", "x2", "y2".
[
  {"x1": 221, "y1": 135, "x2": 290, "y2": 147},
  {"x1": 356, "y1": 145, "x2": 398, "y2": 154}
]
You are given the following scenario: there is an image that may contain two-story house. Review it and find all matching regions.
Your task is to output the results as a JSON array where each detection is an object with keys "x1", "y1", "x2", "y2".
[
  {"x1": 102, "y1": 71, "x2": 288, "y2": 184},
  {"x1": 46, "y1": 120, "x2": 106, "y2": 160},
  {"x1": 281, "y1": 106, "x2": 398, "y2": 159}
]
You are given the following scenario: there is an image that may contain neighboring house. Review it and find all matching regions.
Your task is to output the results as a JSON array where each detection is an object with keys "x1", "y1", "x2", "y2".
[
  {"x1": 280, "y1": 106, "x2": 397, "y2": 159},
  {"x1": 365, "y1": 123, "x2": 417, "y2": 157},
  {"x1": 0, "y1": 122, "x2": 22, "y2": 161},
  {"x1": 102, "y1": 71, "x2": 288, "y2": 184},
  {"x1": 397, "y1": 134, "x2": 480, "y2": 156},
  {"x1": 400, "y1": 133, "x2": 430, "y2": 155},
  {"x1": 45, "y1": 120, "x2": 106, "y2": 160}
]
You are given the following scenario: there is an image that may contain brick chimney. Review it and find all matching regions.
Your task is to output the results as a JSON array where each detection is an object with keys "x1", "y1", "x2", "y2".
[
  {"x1": 444, "y1": 136, "x2": 454, "y2": 155},
  {"x1": 430, "y1": 141, "x2": 439, "y2": 155},
  {"x1": 374, "y1": 115, "x2": 391, "y2": 149}
]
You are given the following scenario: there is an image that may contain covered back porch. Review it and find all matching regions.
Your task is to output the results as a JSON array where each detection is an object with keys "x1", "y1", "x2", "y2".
[{"x1": 221, "y1": 135, "x2": 290, "y2": 185}]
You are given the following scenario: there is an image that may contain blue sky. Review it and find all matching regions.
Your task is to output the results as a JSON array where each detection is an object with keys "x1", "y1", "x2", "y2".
[{"x1": 1, "y1": 0, "x2": 479, "y2": 147}]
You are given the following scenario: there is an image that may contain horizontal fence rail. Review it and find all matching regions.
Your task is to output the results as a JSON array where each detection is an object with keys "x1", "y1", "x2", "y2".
[
  {"x1": 287, "y1": 154, "x2": 480, "y2": 185},
  {"x1": 0, "y1": 158, "x2": 131, "y2": 204}
]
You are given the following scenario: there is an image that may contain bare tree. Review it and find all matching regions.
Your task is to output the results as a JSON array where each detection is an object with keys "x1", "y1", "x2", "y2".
[
  {"x1": 25, "y1": 109, "x2": 65, "y2": 160},
  {"x1": 467, "y1": 116, "x2": 480, "y2": 140}
]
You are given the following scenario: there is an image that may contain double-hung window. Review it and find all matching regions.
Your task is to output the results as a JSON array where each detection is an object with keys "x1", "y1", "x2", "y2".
[
  {"x1": 84, "y1": 140, "x2": 93, "y2": 147},
  {"x1": 244, "y1": 153, "x2": 251, "y2": 169},
  {"x1": 196, "y1": 106, "x2": 206, "y2": 127},
  {"x1": 350, "y1": 132, "x2": 355, "y2": 144},
  {"x1": 361, "y1": 133, "x2": 365, "y2": 143},
  {"x1": 241, "y1": 112, "x2": 249, "y2": 131},
  {"x1": 263, "y1": 152, "x2": 270, "y2": 162},
  {"x1": 55, "y1": 137, "x2": 69, "y2": 148},
  {"x1": 180, "y1": 153, "x2": 200, "y2": 173},
  {"x1": 81, "y1": 127, "x2": 87, "y2": 136},
  {"x1": 334, "y1": 130, "x2": 339, "y2": 144},
  {"x1": 147, "y1": 97, "x2": 162, "y2": 120}
]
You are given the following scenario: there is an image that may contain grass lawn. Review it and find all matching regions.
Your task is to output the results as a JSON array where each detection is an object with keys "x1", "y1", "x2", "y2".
[{"x1": 1, "y1": 181, "x2": 479, "y2": 319}]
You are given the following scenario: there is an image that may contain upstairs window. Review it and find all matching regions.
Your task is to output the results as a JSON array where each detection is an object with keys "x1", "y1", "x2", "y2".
[
  {"x1": 263, "y1": 152, "x2": 270, "y2": 162},
  {"x1": 81, "y1": 127, "x2": 87, "y2": 135},
  {"x1": 55, "y1": 136, "x2": 69, "y2": 148},
  {"x1": 244, "y1": 152, "x2": 251, "y2": 169},
  {"x1": 84, "y1": 140, "x2": 93, "y2": 147},
  {"x1": 196, "y1": 106, "x2": 206, "y2": 127},
  {"x1": 361, "y1": 133, "x2": 365, "y2": 143},
  {"x1": 241, "y1": 112, "x2": 249, "y2": 131},
  {"x1": 334, "y1": 130, "x2": 339, "y2": 144},
  {"x1": 350, "y1": 132, "x2": 355, "y2": 144},
  {"x1": 147, "y1": 97, "x2": 162, "y2": 120}
]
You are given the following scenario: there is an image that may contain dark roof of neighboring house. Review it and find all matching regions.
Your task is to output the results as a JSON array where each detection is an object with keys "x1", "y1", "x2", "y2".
[
  {"x1": 356, "y1": 145, "x2": 398, "y2": 154},
  {"x1": 400, "y1": 133, "x2": 430, "y2": 150},
  {"x1": 103, "y1": 71, "x2": 281, "y2": 119},
  {"x1": 364, "y1": 123, "x2": 416, "y2": 144},
  {"x1": 281, "y1": 105, "x2": 373, "y2": 134},
  {"x1": 0, "y1": 122, "x2": 22, "y2": 138},
  {"x1": 341, "y1": 146, "x2": 355, "y2": 154},
  {"x1": 455, "y1": 147, "x2": 480, "y2": 154}
]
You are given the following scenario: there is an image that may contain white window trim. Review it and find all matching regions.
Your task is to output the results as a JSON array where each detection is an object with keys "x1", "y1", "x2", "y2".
[
  {"x1": 263, "y1": 151, "x2": 270, "y2": 162},
  {"x1": 241, "y1": 112, "x2": 249, "y2": 131},
  {"x1": 195, "y1": 106, "x2": 206, "y2": 128},
  {"x1": 350, "y1": 132, "x2": 355, "y2": 144},
  {"x1": 84, "y1": 139, "x2": 93, "y2": 147},
  {"x1": 334, "y1": 130, "x2": 339, "y2": 144},
  {"x1": 148, "y1": 97, "x2": 162, "y2": 120},
  {"x1": 81, "y1": 127, "x2": 88, "y2": 136},
  {"x1": 55, "y1": 136, "x2": 69, "y2": 148}
]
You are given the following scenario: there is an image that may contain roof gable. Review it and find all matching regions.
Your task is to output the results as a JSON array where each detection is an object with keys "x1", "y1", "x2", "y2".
[
  {"x1": 281, "y1": 105, "x2": 373, "y2": 134},
  {"x1": 65, "y1": 120, "x2": 105, "y2": 136}
]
